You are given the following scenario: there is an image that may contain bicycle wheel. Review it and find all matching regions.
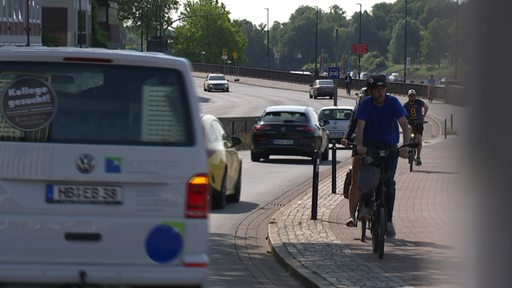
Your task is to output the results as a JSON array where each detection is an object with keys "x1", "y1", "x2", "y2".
[
  {"x1": 356, "y1": 202, "x2": 367, "y2": 242},
  {"x1": 377, "y1": 207, "x2": 386, "y2": 259},
  {"x1": 360, "y1": 218, "x2": 367, "y2": 242},
  {"x1": 409, "y1": 149, "x2": 414, "y2": 172},
  {"x1": 371, "y1": 211, "x2": 378, "y2": 254}
]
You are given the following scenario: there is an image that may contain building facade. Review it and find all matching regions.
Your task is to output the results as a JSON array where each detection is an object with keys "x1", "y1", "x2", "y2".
[
  {"x1": 0, "y1": 0, "x2": 42, "y2": 46},
  {"x1": 0, "y1": 0, "x2": 120, "y2": 48}
]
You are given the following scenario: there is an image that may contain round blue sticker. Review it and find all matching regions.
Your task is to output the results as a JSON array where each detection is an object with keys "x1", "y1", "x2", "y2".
[{"x1": 145, "y1": 224, "x2": 183, "y2": 263}]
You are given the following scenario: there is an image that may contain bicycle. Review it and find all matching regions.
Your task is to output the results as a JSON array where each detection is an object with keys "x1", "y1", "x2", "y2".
[
  {"x1": 407, "y1": 120, "x2": 427, "y2": 172},
  {"x1": 356, "y1": 142, "x2": 418, "y2": 259}
]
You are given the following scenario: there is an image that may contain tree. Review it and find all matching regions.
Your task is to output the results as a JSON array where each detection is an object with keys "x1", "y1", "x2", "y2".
[
  {"x1": 172, "y1": 0, "x2": 247, "y2": 64},
  {"x1": 422, "y1": 18, "x2": 454, "y2": 67},
  {"x1": 91, "y1": 0, "x2": 108, "y2": 48},
  {"x1": 361, "y1": 51, "x2": 387, "y2": 73},
  {"x1": 240, "y1": 20, "x2": 270, "y2": 68},
  {"x1": 388, "y1": 18, "x2": 421, "y2": 65},
  {"x1": 118, "y1": 0, "x2": 180, "y2": 51}
]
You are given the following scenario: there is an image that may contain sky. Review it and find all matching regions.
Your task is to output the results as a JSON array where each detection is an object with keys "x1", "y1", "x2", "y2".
[{"x1": 219, "y1": 0, "x2": 397, "y2": 26}]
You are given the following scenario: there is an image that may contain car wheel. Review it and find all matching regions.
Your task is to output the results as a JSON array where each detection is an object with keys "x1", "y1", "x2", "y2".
[
  {"x1": 204, "y1": 86, "x2": 207, "y2": 91},
  {"x1": 229, "y1": 164, "x2": 242, "y2": 203},
  {"x1": 226, "y1": 88, "x2": 229, "y2": 92},
  {"x1": 211, "y1": 171, "x2": 227, "y2": 209},
  {"x1": 309, "y1": 94, "x2": 312, "y2": 99},
  {"x1": 250, "y1": 150, "x2": 260, "y2": 162},
  {"x1": 314, "y1": 95, "x2": 317, "y2": 99}
]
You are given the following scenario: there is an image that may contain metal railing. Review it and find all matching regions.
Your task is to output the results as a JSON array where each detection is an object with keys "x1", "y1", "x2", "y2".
[{"x1": 191, "y1": 63, "x2": 467, "y2": 106}]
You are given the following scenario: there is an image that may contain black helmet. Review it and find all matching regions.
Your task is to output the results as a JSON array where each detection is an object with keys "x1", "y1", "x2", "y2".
[{"x1": 366, "y1": 74, "x2": 387, "y2": 89}]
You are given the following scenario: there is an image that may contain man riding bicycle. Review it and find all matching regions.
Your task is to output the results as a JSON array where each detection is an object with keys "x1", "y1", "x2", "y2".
[
  {"x1": 354, "y1": 75, "x2": 410, "y2": 238},
  {"x1": 403, "y1": 89, "x2": 429, "y2": 166}
]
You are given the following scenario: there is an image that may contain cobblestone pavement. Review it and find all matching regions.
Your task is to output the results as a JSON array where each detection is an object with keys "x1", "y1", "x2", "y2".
[{"x1": 268, "y1": 135, "x2": 470, "y2": 287}]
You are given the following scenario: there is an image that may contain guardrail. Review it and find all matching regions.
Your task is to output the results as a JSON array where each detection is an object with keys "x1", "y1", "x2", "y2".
[
  {"x1": 192, "y1": 63, "x2": 468, "y2": 106},
  {"x1": 197, "y1": 63, "x2": 467, "y2": 149}
]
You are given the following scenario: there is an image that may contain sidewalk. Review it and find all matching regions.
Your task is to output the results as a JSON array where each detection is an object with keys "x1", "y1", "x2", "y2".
[{"x1": 267, "y1": 135, "x2": 468, "y2": 287}]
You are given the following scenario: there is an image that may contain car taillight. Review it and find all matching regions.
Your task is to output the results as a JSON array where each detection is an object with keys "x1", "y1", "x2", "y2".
[
  {"x1": 295, "y1": 126, "x2": 316, "y2": 133},
  {"x1": 253, "y1": 124, "x2": 271, "y2": 132},
  {"x1": 186, "y1": 174, "x2": 209, "y2": 218}
]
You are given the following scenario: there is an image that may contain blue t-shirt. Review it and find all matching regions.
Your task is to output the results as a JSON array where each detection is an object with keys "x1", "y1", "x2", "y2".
[{"x1": 355, "y1": 94, "x2": 407, "y2": 146}]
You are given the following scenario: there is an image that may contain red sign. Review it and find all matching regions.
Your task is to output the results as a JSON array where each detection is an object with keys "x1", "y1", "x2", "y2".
[{"x1": 351, "y1": 43, "x2": 368, "y2": 55}]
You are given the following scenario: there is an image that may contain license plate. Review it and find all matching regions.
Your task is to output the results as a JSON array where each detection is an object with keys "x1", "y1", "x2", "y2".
[
  {"x1": 274, "y1": 139, "x2": 293, "y2": 145},
  {"x1": 46, "y1": 184, "x2": 122, "y2": 204}
]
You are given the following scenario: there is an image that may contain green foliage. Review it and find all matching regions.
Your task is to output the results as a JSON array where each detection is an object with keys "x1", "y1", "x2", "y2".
[
  {"x1": 91, "y1": 0, "x2": 108, "y2": 48},
  {"x1": 422, "y1": 18, "x2": 455, "y2": 67},
  {"x1": 41, "y1": 24, "x2": 61, "y2": 47},
  {"x1": 388, "y1": 19, "x2": 422, "y2": 64},
  {"x1": 171, "y1": 0, "x2": 246, "y2": 64},
  {"x1": 117, "y1": 0, "x2": 180, "y2": 51},
  {"x1": 361, "y1": 51, "x2": 387, "y2": 73},
  {"x1": 115, "y1": 0, "x2": 468, "y2": 81}
]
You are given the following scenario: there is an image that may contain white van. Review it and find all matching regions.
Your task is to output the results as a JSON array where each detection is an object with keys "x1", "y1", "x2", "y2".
[{"x1": 0, "y1": 47, "x2": 209, "y2": 287}]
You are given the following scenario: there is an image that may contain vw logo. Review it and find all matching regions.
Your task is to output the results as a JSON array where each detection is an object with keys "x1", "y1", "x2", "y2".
[{"x1": 76, "y1": 153, "x2": 96, "y2": 174}]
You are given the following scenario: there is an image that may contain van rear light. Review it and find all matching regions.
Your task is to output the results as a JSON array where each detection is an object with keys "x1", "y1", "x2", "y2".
[
  {"x1": 186, "y1": 174, "x2": 209, "y2": 218},
  {"x1": 63, "y1": 57, "x2": 113, "y2": 63},
  {"x1": 184, "y1": 262, "x2": 208, "y2": 268}
]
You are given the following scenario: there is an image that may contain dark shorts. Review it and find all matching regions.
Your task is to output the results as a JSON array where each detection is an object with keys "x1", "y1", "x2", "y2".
[{"x1": 409, "y1": 121, "x2": 424, "y2": 136}]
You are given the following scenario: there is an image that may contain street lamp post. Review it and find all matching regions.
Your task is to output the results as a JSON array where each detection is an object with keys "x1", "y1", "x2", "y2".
[
  {"x1": 357, "y1": 3, "x2": 362, "y2": 68},
  {"x1": 404, "y1": 0, "x2": 408, "y2": 83},
  {"x1": 315, "y1": 7, "x2": 319, "y2": 79},
  {"x1": 264, "y1": 8, "x2": 270, "y2": 71},
  {"x1": 201, "y1": 51, "x2": 205, "y2": 64}
]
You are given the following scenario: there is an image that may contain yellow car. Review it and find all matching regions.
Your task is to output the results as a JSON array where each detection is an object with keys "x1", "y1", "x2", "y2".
[{"x1": 200, "y1": 114, "x2": 243, "y2": 209}]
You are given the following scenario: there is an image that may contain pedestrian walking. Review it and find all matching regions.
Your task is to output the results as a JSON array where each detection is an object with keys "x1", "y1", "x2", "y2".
[{"x1": 427, "y1": 74, "x2": 435, "y2": 103}]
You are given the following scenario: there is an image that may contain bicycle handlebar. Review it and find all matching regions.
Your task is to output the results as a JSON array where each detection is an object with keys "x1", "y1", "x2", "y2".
[
  {"x1": 344, "y1": 142, "x2": 418, "y2": 155},
  {"x1": 408, "y1": 119, "x2": 428, "y2": 124}
]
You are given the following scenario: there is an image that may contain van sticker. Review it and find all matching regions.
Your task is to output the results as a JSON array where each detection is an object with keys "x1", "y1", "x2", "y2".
[
  {"x1": 105, "y1": 157, "x2": 122, "y2": 173},
  {"x1": 1, "y1": 77, "x2": 57, "y2": 131},
  {"x1": 145, "y1": 223, "x2": 184, "y2": 263}
]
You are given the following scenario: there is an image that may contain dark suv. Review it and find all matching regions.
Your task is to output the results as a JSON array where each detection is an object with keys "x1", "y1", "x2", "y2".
[
  {"x1": 250, "y1": 105, "x2": 329, "y2": 161},
  {"x1": 309, "y1": 79, "x2": 335, "y2": 99}
]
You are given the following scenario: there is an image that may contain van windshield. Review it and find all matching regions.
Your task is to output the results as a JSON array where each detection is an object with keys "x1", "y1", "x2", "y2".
[{"x1": 0, "y1": 62, "x2": 194, "y2": 146}]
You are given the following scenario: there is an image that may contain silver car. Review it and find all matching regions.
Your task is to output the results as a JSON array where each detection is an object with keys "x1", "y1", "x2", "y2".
[
  {"x1": 203, "y1": 73, "x2": 229, "y2": 92},
  {"x1": 318, "y1": 106, "x2": 354, "y2": 144}
]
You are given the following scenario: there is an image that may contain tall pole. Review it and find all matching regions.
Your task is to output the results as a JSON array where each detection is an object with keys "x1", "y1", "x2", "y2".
[
  {"x1": 404, "y1": 0, "x2": 407, "y2": 83},
  {"x1": 24, "y1": 0, "x2": 30, "y2": 46},
  {"x1": 265, "y1": 8, "x2": 270, "y2": 70},
  {"x1": 357, "y1": 3, "x2": 362, "y2": 68},
  {"x1": 455, "y1": 0, "x2": 458, "y2": 80},
  {"x1": 78, "y1": 0, "x2": 82, "y2": 47},
  {"x1": 315, "y1": 8, "x2": 319, "y2": 78}
]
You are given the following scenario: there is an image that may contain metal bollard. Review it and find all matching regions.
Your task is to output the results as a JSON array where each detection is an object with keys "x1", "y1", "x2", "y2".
[
  {"x1": 331, "y1": 141, "x2": 337, "y2": 194},
  {"x1": 311, "y1": 150, "x2": 320, "y2": 220},
  {"x1": 444, "y1": 118, "x2": 447, "y2": 139}
]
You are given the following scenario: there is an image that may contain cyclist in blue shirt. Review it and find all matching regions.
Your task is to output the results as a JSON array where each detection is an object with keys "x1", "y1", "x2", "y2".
[
  {"x1": 354, "y1": 74, "x2": 411, "y2": 238},
  {"x1": 403, "y1": 89, "x2": 429, "y2": 166}
]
